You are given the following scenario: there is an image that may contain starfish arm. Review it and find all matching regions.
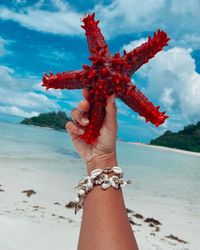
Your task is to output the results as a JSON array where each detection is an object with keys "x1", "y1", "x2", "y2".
[
  {"x1": 118, "y1": 82, "x2": 168, "y2": 127},
  {"x1": 122, "y1": 30, "x2": 170, "y2": 76},
  {"x1": 42, "y1": 70, "x2": 86, "y2": 90},
  {"x1": 81, "y1": 13, "x2": 112, "y2": 60},
  {"x1": 80, "y1": 95, "x2": 106, "y2": 144}
]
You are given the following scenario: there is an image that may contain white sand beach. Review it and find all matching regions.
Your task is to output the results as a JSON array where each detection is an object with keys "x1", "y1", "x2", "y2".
[
  {"x1": 0, "y1": 159, "x2": 199, "y2": 250},
  {"x1": 129, "y1": 142, "x2": 200, "y2": 157},
  {"x1": 0, "y1": 122, "x2": 199, "y2": 250}
]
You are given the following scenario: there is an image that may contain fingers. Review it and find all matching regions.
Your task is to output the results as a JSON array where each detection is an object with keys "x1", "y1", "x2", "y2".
[
  {"x1": 71, "y1": 107, "x2": 89, "y2": 126},
  {"x1": 104, "y1": 93, "x2": 118, "y2": 131},
  {"x1": 79, "y1": 88, "x2": 90, "y2": 112},
  {"x1": 105, "y1": 93, "x2": 117, "y2": 120},
  {"x1": 82, "y1": 88, "x2": 89, "y2": 100},
  {"x1": 66, "y1": 121, "x2": 85, "y2": 135},
  {"x1": 78, "y1": 99, "x2": 90, "y2": 112},
  {"x1": 66, "y1": 88, "x2": 90, "y2": 137}
]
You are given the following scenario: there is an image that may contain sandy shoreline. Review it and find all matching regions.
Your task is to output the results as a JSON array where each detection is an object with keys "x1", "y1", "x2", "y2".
[
  {"x1": 129, "y1": 142, "x2": 200, "y2": 157},
  {"x1": 0, "y1": 158, "x2": 198, "y2": 250}
]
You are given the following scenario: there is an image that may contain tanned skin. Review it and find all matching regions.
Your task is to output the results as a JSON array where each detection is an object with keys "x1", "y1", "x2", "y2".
[{"x1": 66, "y1": 89, "x2": 138, "y2": 250}]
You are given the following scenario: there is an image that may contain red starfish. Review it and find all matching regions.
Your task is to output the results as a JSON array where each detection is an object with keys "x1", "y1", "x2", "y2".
[{"x1": 42, "y1": 13, "x2": 170, "y2": 144}]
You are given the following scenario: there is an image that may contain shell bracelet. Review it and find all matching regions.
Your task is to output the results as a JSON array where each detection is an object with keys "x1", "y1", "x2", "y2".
[{"x1": 70, "y1": 166, "x2": 132, "y2": 214}]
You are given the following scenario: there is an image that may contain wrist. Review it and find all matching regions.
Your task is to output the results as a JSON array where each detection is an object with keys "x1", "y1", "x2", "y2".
[{"x1": 87, "y1": 152, "x2": 118, "y2": 175}]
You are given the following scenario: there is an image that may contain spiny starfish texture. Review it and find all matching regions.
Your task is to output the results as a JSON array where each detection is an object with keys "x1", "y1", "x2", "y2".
[{"x1": 42, "y1": 13, "x2": 170, "y2": 144}]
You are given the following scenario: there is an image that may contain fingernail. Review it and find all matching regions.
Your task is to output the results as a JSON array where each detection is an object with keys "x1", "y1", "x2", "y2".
[
  {"x1": 81, "y1": 118, "x2": 89, "y2": 124},
  {"x1": 79, "y1": 129, "x2": 85, "y2": 135}
]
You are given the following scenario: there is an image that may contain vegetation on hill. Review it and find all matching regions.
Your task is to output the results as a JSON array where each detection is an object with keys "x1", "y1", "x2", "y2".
[
  {"x1": 150, "y1": 121, "x2": 200, "y2": 153},
  {"x1": 21, "y1": 111, "x2": 72, "y2": 131}
]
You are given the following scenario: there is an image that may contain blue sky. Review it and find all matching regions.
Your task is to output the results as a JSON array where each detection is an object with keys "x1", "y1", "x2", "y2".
[{"x1": 0, "y1": 0, "x2": 199, "y2": 142}]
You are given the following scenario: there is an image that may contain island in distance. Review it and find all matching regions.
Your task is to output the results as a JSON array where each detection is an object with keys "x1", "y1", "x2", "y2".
[
  {"x1": 21, "y1": 111, "x2": 72, "y2": 131},
  {"x1": 21, "y1": 111, "x2": 200, "y2": 153},
  {"x1": 150, "y1": 121, "x2": 200, "y2": 153}
]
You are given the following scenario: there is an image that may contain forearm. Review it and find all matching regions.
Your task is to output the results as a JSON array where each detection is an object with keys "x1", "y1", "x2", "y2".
[{"x1": 77, "y1": 156, "x2": 138, "y2": 250}]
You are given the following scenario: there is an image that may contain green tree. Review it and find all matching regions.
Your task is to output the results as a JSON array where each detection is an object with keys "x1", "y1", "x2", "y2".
[{"x1": 21, "y1": 111, "x2": 72, "y2": 131}]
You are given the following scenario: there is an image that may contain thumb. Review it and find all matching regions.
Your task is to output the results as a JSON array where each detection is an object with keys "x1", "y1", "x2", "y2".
[{"x1": 104, "y1": 93, "x2": 117, "y2": 130}]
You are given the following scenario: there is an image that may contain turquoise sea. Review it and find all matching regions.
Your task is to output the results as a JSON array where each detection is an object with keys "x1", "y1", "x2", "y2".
[{"x1": 0, "y1": 120, "x2": 200, "y2": 214}]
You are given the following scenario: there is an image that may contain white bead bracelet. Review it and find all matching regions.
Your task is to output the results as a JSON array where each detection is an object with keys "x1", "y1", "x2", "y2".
[{"x1": 70, "y1": 166, "x2": 132, "y2": 214}]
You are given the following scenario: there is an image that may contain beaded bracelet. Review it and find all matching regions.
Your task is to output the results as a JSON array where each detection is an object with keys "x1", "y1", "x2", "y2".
[{"x1": 70, "y1": 166, "x2": 132, "y2": 214}]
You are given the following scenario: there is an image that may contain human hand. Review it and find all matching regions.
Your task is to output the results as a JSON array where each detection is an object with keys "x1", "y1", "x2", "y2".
[{"x1": 66, "y1": 88, "x2": 118, "y2": 174}]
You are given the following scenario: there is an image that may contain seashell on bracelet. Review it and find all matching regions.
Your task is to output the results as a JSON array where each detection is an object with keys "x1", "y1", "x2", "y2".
[{"x1": 70, "y1": 166, "x2": 132, "y2": 214}]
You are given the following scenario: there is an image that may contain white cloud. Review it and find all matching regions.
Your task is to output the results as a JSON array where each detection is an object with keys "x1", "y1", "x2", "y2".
[
  {"x1": 95, "y1": 0, "x2": 200, "y2": 50},
  {"x1": 0, "y1": 106, "x2": 39, "y2": 117},
  {"x1": 0, "y1": 0, "x2": 199, "y2": 136},
  {"x1": 119, "y1": 36, "x2": 200, "y2": 131},
  {"x1": 159, "y1": 87, "x2": 175, "y2": 111},
  {"x1": 0, "y1": 37, "x2": 14, "y2": 57},
  {"x1": 0, "y1": 90, "x2": 58, "y2": 109},
  {"x1": 179, "y1": 72, "x2": 200, "y2": 119},
  {"x1": 0, "y1": 1, "x2": 82, "y2": 35},
  {"x1": 67, "y1": 100, "x2": 79, "y2": 107},
  {"x1": 178, "y1": 33, "x2": 200, "y2": 50},
  {"x1": 34, "y1": 82, "x2": 63, "y2": 98},
  {"x1": 0, "y1": 37, "x2": 8, "y2": 56},
  {"x1": 136, "y1": 46, "x2": 200, "y2": 129},
  {"x1": 38, "y1": 48, "x2": 77, "y2": 67},
  {"x1": 170, "y1": 0, "x2": 199, "y2": 15},
  {"x1": 121, "y1": 38, "x2": 147, "y2": 53},
  {"x1": 0, "y1": 65, "x2": 61, "y2": 117},
  {"x1": 93, "y1": 0, "x2": 197, "y2": 52},
  {"x1": 0, "y1": 65, "x2": 15, "y2": 86},
  {"x1": 16, "y1": 0, "x2": 27, "y2": 4},
  {"x1": 0, "y1": 66, "x2": 37, "y2": 91},
  {"x1": 94, "y1": 0, "x2": 165, "y2": 37},
  {"x1": 0, "y1": 0, "x2": 199, "y2": 50}
]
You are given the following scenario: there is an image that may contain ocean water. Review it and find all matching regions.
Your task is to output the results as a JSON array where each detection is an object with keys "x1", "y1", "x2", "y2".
[{"x1": 0, "y1": 121, "x2": 200, "y2": 213}]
